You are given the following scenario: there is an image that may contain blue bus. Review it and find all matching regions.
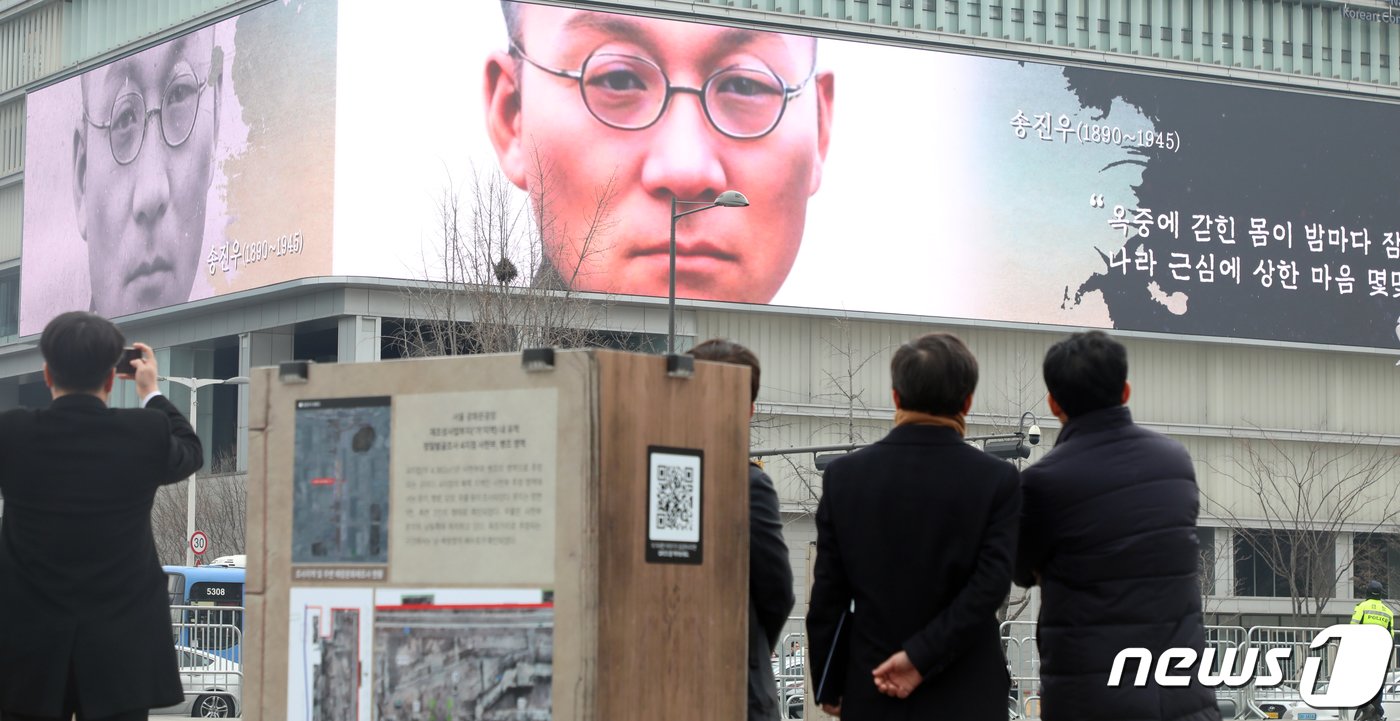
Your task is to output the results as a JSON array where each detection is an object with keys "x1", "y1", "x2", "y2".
[{"x1": 165, "y1": 565, "x2": 245, "y2": 663}]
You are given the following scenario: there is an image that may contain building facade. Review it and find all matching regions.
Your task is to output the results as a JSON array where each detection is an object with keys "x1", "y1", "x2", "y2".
[{"x1": 1, "y1": 0, "x2": 1399, "y2": 634}]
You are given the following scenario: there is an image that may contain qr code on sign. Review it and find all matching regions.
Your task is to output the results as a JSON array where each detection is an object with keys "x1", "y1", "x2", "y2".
[{"x1": 654, "y1": 464, "x2": 696, "y2": 531}]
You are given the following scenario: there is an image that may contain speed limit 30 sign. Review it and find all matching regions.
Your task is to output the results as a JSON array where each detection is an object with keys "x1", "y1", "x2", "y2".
[{"x1": 190, "y1": 530, "x2": 209, "y2": 556}]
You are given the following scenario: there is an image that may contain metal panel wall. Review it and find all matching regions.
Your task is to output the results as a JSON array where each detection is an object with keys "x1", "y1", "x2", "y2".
[
  {"x1": 697, "y1": 308, "x2": 1400, "y2": 438},
  {"x1": 0, "y1": 0, "x2": 258, "y2": 99},
  {"x1": 0, "y1": 0, "x2": 61, "y2": 97},
  {"x1": 693, "y1": 307, "x2": 1400, "y2": 521},
  {"x1": 0, "y1": 96, "x2": 20, "y2": 178},
  {"x1": 1183, "y1": 432, "x2": 1400, "y2": 525},
  {"x1": 753, "y1": 404, "x2": 1400, "y2": 527},
  {"x1": 0, "y1": 182, "x2": 19, "y2": 262},
  {"x1": 59, "y1": 0, "x2": 235, "y2": 70},
  {"x1": 592, "y1": 0, "x2": 1400, "y2": 93}
]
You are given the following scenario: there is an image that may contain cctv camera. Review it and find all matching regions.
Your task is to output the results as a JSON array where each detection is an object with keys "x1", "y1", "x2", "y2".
[{"x1": 1027, "y1": 424, "x2": 1042, "y2": 446}]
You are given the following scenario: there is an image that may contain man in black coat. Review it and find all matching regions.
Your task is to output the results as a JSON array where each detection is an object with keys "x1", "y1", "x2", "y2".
[
  {"x1": 688, "y1": 339, "x2": 795, "y2": 721},
  {"x1": 1015, "y1": 330, "x2": 1220, "y2": 721},
  {"x1": 808, "y1": 332, "x2": 1021, "y2": 720},
  {"x1": 0, "y1": 312, "x2": 203, "y2": 721}
]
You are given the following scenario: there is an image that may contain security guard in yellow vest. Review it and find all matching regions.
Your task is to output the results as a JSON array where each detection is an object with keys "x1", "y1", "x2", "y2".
[{"x1": 1353, "y1": 580, "x2": 1396, "y2": 720}]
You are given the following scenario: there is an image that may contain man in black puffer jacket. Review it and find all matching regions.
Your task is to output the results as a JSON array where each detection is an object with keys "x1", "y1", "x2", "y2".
[
  {"x1": 688, "y1": 339, "x2": 795, "y2": 721},
  {"x1": 1016, "y1": 331, "x2": 1221, "y2": 721}
]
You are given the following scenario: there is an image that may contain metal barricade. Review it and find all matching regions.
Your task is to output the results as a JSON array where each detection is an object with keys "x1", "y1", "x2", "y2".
[
  {"x1": 170, "y1": 603, "x2": 244, "y2": 659},
  {"x1": 1021, "y1": 695, "x2": 1042, "y2": 720},
  {"x1": 1001, "y1": 620, "x2": 1041, "y2": 719},
  {"x1": 1242, "y1": 625, "x2": 1339, "y2": 719},
  {"x1": 776, "y1": 623, "x2": 807, "y2": 719},
  {"x1": 169, "y1": 604, "x2": 244, "y2": 717},
  {"x1": 1203, "y1": 625, "x2": 1249, "y2": 718},
  {"x1": 771, "y1": 617, "x2": 1400, "y2": 719}
]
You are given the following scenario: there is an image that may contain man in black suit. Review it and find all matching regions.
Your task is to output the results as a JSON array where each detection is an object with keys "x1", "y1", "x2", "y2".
[
  {"x1": 0, "y1": 312, "x2": 203, "y2": 721},
  {"x1": 1015, "y1": 331, "x2": 1219, "y2": 721},
  {"x1": 807, "y1": 332, "x2": 1021, "y2": 720},
  {"x1": 687, "y1": 339, "x2": 795, "y2": 721}
]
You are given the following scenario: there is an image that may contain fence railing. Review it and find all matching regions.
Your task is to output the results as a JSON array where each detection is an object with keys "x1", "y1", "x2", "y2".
[
  {"x1": 775, "y1": 630, "x2": 806, "y2": 719},
  {"x1": 170, "y1": 603, "x2": 243, "y2": 659},
  {"x1": 167, "y1": 604, "x2": 244, "y2": 717},
  {"x1": 774, "y1": 618, "x2": 1398, "y2": 720}
]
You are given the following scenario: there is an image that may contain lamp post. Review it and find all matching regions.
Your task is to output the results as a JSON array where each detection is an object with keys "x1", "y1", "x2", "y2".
[
  {"x1": 668, "y1": 190, "x2": 750, "y2": 356},
  {"x1": 161, "y1": 375, "x2": 250, "y2": 566}
]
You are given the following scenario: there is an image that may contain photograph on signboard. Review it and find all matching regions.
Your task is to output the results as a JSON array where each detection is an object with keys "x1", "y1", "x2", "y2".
[
  {"x1": 287, "y1": 588, "x2": 546, "y2": 721},
  {"x1": 292, "y1": 397, "x2": 392, "y2": 572},
  {"x1": 288, "y1": 587, "x2": 374, "y2": 721},
  {"x1": 373, "y1": 598, "x2": 554, "y2": 721}
]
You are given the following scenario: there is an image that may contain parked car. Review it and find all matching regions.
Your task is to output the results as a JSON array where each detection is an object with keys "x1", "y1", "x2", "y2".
[
  {"x1": 1281, "y1": 696, "x2": 1400, "y2": 720},
  {"x1": 151, "y1": 646, "x2": 241, "y2": 718},
  {"x1": 1273, "y1": 673, "x2": 1400, "y2": 720}
]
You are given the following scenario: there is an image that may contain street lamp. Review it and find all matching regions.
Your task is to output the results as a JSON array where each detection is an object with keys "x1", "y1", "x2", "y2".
[
  {"x1": 160, "y1": 375, "x2": 250, "y2": 566},
  {"x1": 668, "y1": 191, "x2": 750, "y2": 358}
]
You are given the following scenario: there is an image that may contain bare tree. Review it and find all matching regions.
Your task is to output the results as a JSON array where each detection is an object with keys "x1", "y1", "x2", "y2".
[
  {"x1": 1198, "y1": 533, "x2": 1239, "y2": 627},
  {"x1": 772, "y1": 456, "x2": 823, "y2": 522},
  {"x1": 151, "y1": 484, "x2": 187, "y2": 565},
  {"x1": 1204, "y1": 429, "x2": 1400, "y2": 625},
  {"x1": 393, "y1": 149, "x2": 620, "y2": 358},
  {"x1": 765, "y1": 317, "x2": 893, "y2": 522},
  {"x1": 151, "y1": 451, "x2": 247, "y2": 565},
  {"x1": 978, "y1": 352, "x2": 1045, "y2": 623},
  {"x1": 977, "y1": 350, "x2": 1046, "y2": 471},
  {"x1": 198, "y1": 471, "x2": 248, "y2": 561},
  {"x1": 814, "y1": 316, "x2": 884, "y2": 447}
]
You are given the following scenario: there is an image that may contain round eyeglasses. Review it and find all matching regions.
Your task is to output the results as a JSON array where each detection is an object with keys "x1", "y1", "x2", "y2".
[
  {"x1": 84, "y1": 67, "x2": 212, "y2": 166},
  {"x1": 511, "y1": 42, "x2": 813, "y2": 140}
]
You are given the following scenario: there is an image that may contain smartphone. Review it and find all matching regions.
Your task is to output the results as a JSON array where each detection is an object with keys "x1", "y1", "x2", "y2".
[{"x1": 115, "y1": 347, "x2": 142, "y2": 375}]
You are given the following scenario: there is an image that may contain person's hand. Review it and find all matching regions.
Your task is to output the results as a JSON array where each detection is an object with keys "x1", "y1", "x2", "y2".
[
  {"x1": 820, "y1": 700, "x2": 841, "y2": 717},
  {"x1": 128, "y1": 342, "x2": 159, "y2": 399},
  {"x1": 872, "y1": 651, "x2": 923, "y2": 699}
]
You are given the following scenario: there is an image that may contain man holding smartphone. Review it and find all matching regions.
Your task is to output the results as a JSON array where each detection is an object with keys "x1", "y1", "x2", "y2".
[{"x1": 0, "y1": 312, "x2": 203, "y2": 721}]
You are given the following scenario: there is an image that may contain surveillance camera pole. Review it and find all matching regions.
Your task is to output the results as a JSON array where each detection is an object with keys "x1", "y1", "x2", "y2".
[
  {"x1": 752, "y1": 411, "x2": 1044, "y2": 463},
  {"x1": 751, "y1": 427, "x2": 1038, "y2": 459},
  {"x1": 1017, "y1": 412, "x2": 1041, "y2": 444}
]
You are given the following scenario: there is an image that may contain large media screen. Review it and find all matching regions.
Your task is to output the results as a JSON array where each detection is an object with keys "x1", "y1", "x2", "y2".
[{"x1": 21, "y1": 0, "x2": 1400, "y2": 349}]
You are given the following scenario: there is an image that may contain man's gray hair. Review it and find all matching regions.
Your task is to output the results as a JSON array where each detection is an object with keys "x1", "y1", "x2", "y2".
[{"x1": 500, "y1": 1, "x2": 522, "y2": 44}]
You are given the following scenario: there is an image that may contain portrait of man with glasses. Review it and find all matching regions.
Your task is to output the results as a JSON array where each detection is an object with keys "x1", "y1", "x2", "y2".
[
  {"x1": 71, "y1": 26, "x2": 222, "y2": 319},
  {"x1": 484, "y1": 1, "x2": 835, "y2": 304}
]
